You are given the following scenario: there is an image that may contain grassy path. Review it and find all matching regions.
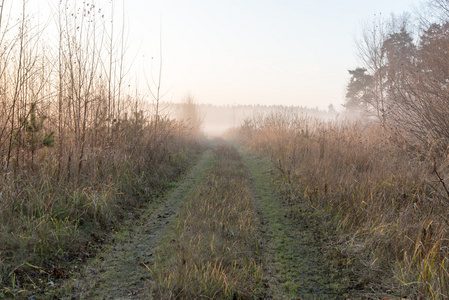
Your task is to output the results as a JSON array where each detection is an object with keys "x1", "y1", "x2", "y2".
[
  {"x1": 242, "y1": 150, "x2": 353, "y2": 299},
  {"x1": 55, "y1": 143, "x2": 355, "y2": 299}
]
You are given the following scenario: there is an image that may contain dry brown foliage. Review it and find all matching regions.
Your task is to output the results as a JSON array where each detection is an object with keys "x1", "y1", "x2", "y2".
[{"x1": 239, "y1": 112, "x2": 449, "y2": 298}]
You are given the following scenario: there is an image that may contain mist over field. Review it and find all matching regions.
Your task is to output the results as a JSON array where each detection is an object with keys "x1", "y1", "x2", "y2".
[{"x1": 171, "y1": 103, "x2": 338, "y2": 136}]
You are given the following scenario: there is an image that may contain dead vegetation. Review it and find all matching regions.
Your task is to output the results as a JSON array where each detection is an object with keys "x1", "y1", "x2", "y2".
[
  {"x1": 238, "y1": 112, "x2": 449, "y2": 298},
  {"x1": 236, "y1": 2, "x2": 449, "y2": 298}
]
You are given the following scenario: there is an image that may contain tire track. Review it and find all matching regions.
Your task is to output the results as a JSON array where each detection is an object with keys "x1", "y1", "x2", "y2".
[
  {"x1": 242, "y1": 150, "x2": 352, "y2": 299},
  {"x1": 60, "y1": 150, "x2": 213, "y2": 299}
]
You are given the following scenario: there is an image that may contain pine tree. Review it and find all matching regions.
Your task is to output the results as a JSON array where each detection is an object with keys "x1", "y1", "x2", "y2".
[
  {"x1": 344, "y1": 68, "x2": 374, "y2": 112},
  {"x1": 23, "y1": 103, "x2": 54, "y2": 167}
]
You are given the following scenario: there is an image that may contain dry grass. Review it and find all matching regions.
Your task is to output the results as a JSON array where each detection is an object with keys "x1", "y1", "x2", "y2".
[
  {"x1": 238, "y1": 111, "x2": 449, "y2": 299},
  {"x1": 147, "y1": 144, "x2": 263, "y2": 299},
  {"x1": 0, "y1": 2, "x2": 205, "y2": 296},
  {"x1": 0, "y1": 118, "x2": 201, "y2": 298}
]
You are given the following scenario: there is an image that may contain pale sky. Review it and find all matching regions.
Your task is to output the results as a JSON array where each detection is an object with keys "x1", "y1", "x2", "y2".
[
  {"x1": 125, "y1": 0, "x2": 416, "y2": 110},
  {"x1": 18, "y1": 0, "x2": 417, "y2": 110}
]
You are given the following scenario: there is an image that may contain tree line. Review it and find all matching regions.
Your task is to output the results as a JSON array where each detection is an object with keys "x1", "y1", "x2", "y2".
[{"x1": 345, "y1": 0, "x2": 449, "y2": 155}]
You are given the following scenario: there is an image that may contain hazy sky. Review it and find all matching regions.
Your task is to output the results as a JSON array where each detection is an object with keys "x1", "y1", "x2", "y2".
[
  {"x1": 124, "y1": 0, "x2": 418, "y2": 110},
  {"x1": 22, "y1": 0, "x2": 417, "y2": 110}
]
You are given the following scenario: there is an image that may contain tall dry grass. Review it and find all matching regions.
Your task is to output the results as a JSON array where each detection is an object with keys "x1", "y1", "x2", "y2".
[
  {"x1": 239, "y1": 111, "x2": 449, "y2": 298},
  {"x1": 0, "y1": 1, "x2": 204, "y2": 296},
  {"x1": 0, "y1": 114, "x2": 202, "y2": 296}
]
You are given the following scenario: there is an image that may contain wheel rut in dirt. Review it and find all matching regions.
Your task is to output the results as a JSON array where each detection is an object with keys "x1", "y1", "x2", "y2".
[{"x1": 61, "y1": 149, "x2": 213, "y2": 299}]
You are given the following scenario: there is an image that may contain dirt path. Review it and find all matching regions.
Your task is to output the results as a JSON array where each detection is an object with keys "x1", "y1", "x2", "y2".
[
  {"x1": 59, "y1": 149, "x2": 213, "y2": 299},
  {"x1": 242, "y1": 150, "x2": 354, "y2": 299}
]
